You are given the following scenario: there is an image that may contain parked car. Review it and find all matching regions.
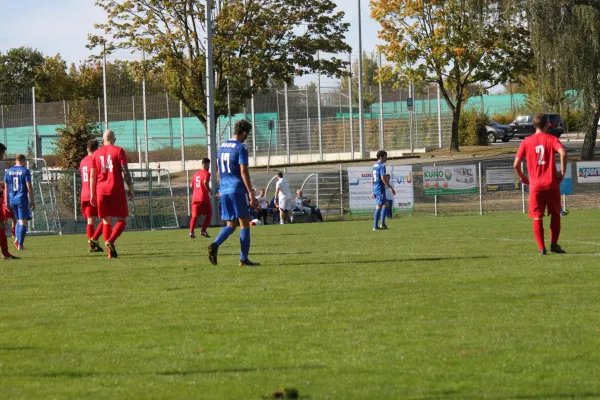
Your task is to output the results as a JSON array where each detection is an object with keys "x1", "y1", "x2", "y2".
[
  {"x1": 487, "y1": 120, "x2": 513, "y2": 143},
  {"x1": 509, "y1": 113, "x2": 565, "y2": 139}
]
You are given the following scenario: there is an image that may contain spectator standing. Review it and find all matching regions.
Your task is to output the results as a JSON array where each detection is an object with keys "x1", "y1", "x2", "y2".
[{"x1": 275, "y1": 172, "x2": 292, "y2": 224}]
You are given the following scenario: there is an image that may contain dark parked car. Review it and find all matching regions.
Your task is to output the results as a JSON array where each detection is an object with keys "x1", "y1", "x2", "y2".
[
  {"x1": 510, "y1": 113, "x2": 565, "y2": 139},
  {"x1": 487, "y1": 120, "x2": 513, "y2": 143}
]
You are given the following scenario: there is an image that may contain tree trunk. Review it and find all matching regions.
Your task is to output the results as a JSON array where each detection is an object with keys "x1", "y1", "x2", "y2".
[
  {"x1": 450, "y1": 105, "x2": 461, "y2": 152},
  {"x1": 581, "y1": 107, "x2": 600, "y2": 161}
]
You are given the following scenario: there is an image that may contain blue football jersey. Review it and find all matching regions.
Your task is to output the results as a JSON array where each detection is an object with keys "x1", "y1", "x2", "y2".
[
  {"x1": 5, "y1": 165, "x2": 31, "y2": 204},
  {"x1": 372, "y1": 162, "x2": 386, "y2": 194},
  {"x1": 218, "y1": 139, "x2": 249, "y2": 195}
]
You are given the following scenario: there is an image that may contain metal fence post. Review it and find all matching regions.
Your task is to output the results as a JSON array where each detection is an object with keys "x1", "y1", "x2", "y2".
[
  {"x1": 434, "y1": 163, "x2": 438, "y2": 217},
  {"x1": 33, "y1": 87, "x2": 39, "y2": 159},
  {"x1": 227, "y1": 77, "x2": 233, "y2": 139},
  {"x1": 348, "y1": 54, "x2": 354, "y2": 159},
  {"x1": 437, "y1": 85, "x2": 442, "y2": 148},
  {"x1": 317, "y1": 52, "x2": 323, "y2": 161},
  {"x1": 102, "y1": 43, "x2": 109, "y2": 130},
  {"x1": 316, "y1": 173, "x2": 320, "y2": 207},
  {"x1": 284, "y1": 81, "x2": 290, "y2": 164},
  {"x1": 357, "y1": 0, "x2": 365, "y2": 154},
  {"x1": 142, "y1": 50, "x2": 149, "y2": 170},
  {"x1": 186, "y1": 169, "x2": 191, "y2": 217},
  {"x1": 166, "y1": 93, "x2": 173, "y2": 148},
  {"x1": 97, "y1": 97, "x2": 101, "y2": 125},
  {"x1": 63, "y1": 100, "x2": 67, "y2": 125},
  {"x1": 378, "y1": 52, "x2": 384, "y2": 150},
  {"x1": 148, "y1": 169, "x2": 154, "y2": 230},
  {"x1": 339, "y1": 164, "x2": 344, "y2": 220},
  {"x1": 521, "y1": 161, "x2": 526, "y2": 213},
  {"x1": 250, "y1": 75, "x2": 257, "y2": 165},
  {"x1": 180, "y1": 100, "x2": 185, "y2": 171},
  {"x1": 409, "y1": 82, "x2": 414, "y2": 154},
  {"x1": 73, "y1": 172, "x2": 77, "y2": 221},
  {"x1": 479, "y1": 162, "x2": 483, "y2": 216},
  {"x1": 132, "y1": 96, "x2": 138, "y2": 152},
  {"x1": 1, "y1": 105, "x2": 6, "y2": 147}
]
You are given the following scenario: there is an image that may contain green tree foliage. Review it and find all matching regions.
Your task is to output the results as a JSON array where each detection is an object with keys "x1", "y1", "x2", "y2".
[
  {"x1": 371, "y1": 0, "x2": 531, "y2": 151},
  {"x1": 35, "y1": 54, "x2": 73, "y2": 102},
  {"x1": 54, "y1": 102, "x2": 101, "y2": 170},
  {"x1": 340, "y1": 52, "x2": 379, "y2": 110},
  {"x1": 0, "y1": 47, "x2": 44, "y2": 104},
  {"x1": 89, "y1": 0, "x2": 352, "y2": 124},
  {"x1": 507, "y1": 0, "x2": 600, "y2": 160}
]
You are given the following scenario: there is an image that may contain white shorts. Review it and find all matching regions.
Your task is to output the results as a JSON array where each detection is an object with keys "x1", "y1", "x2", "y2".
[{"x1": 279, "y1": 198, "x2": 292, "y2": 211}]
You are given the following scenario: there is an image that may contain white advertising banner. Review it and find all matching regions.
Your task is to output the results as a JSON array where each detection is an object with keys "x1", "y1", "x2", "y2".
[
  {"x1": 423, "y1": 164, "x2": 478, "y2": 196},
  {"x1": 348, "y1": 165, "x2": 414, "y2": 214},
  {"x1": 576, "y1": 161, "x2": 600, "y2": 183}
]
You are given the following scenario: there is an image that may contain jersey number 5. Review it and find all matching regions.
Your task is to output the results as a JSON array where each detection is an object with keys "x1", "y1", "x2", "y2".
[
  {"x1": 100, "y1": 155, "x2": 114, "y2": 173},
  {"x1": 535, "y1": 145, "x2": 546, "y2": 165},
  {"x1": 195, "y1": 176, "x2": 201, "y2": 188}
]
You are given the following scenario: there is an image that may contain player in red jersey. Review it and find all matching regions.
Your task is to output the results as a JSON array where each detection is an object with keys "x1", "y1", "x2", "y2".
[
  {"x1": 189, "y1": 158, "x2": 213, "y2": 239},
  {"x1": 514, "y1": 113, "x2": 567, "y2": 255},
  {"x1": 90, "y1": 130, "x2": 134, "y2": 259},
  {"x1": 0, "y1": 143, "x2": 19, "y2": 260},
  {"x1": 80, "y1": 139, "x2": 104, "y2": 253}
]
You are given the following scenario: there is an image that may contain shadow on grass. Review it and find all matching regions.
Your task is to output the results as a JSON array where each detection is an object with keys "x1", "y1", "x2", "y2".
[
  {"x1": 0, "y1": 346, "x2": 38, "y2": 351},
  {"x1": 156, "y1": 364, "x2": 325, "y2": 376},
  {"x1": 280, "y1": 255, "x2": 491, "y2": 267}
]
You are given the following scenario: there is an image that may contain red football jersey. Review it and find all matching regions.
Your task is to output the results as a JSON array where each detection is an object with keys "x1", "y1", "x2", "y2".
[
  {"x1": 192, "y1": 169, "x2": 211, "y2": 203},
  {"x1": 91, "y1": 145, "x2": 128, "y2": 195},
  {"x1": 516, "y1": 133, "x2": 564, "y2": 191},
  {"x1": 79, "y1": 155, "x2": 94, "y2": 202}
]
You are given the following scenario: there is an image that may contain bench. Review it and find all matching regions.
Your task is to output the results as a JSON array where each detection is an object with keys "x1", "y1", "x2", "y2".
[{"x1": 291, "y1": 209, "x2": 320, "y2": 223}]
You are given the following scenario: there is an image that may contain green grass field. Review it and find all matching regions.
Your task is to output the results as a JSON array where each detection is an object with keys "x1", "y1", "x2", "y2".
[{"x1": 2, "y1": 211, "x2": 600, "y2": 399}]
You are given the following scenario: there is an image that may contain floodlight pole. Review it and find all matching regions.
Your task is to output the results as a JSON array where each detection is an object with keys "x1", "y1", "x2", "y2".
[
  {"x1": 102, "y1": 43, "x2": 108, "y2": 130},
  {"x1": 357, "y1": 0, "x2": 365, "y2": 154}
]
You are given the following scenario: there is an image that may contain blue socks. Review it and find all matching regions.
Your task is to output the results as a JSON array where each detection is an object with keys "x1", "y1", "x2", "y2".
[
  {"x1": 17, "y1": 223, "x2": 27, "y2": 248},
  {"x1": 381, "y1": 208, "x2": 387, "y2": 227},
  {"x1": 240, "y1": 228, "x2": 250, "y2": 261},
  {"x1": 214, "y1": 225, "x2": 235, "y2": 247},
  {"x1": 374, "y1": 208, "x2": 382, "y2": 229}
]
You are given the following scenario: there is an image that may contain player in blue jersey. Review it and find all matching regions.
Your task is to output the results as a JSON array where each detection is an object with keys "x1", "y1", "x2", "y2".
[
  {"x1": 4, "y1": 154, "x2": 35, "y2": 250},
  {"x1": 372, "y1": 150, "x2": 395, "y2": 231},
  {"x1": 208, "y1": 120, "x2": 260, "y2": 267}
]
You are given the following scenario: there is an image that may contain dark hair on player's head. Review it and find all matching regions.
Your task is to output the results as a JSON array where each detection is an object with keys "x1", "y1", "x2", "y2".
[
  {"x1": 202, "y1": 158, "x2": 210, "y2": 164},
  {"x1": 87, "y1": 139, "x2": 99, "y2": 152},
  {"x1": 0, "y1": 143, "x2": 6, "y2": 153},
  {"x1": 277, "y1": 172, "x2": 283, "y2": 178},
  {"x1": 16, "y1": 154, "x2": 26, "y2": 164},
  {"x1": 533, "y1": 113, "x2": 549, "y2": 130},
  {"x1": 234, "y1": 120, "x2": 252, "y2": 136},
  {"x1": 376, "y1": 150, "x2": 387, "y2": 160}
]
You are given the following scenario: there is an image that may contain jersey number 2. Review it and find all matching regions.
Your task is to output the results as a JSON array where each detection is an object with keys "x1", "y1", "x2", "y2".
[
  {"x1": 535, "y1": 145, "x2": 545, "y2": 165},
  {"x1": 100, "y1": 155, "x2": 114, "y2": 173}
]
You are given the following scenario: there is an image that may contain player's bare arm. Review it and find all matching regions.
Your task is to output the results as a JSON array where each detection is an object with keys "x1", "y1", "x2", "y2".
[
  {"x1": 240, "y1": 164, "x2": 255, "y2": 206},
  {"x1": 204, "y1": 179, "x2": 212, "y2": 196},
  {"x1": 513, "y1": 157, "x2": 530, "y2": 185},
  {"x1": 122, "y1": 165, "x2": 134, "y2": 200},
  {"x1": 383, "y1": 175, "x2": 396, "y2": 195},
  {"x1": 90, "y1": 167, "x2": 97, "y2": 206},
  {"x1": 26, "y1": 181, "x2": 35, "y2": 211},
  {"x1": 557, "y1": 147, "x2": 567, "y2": 183}
]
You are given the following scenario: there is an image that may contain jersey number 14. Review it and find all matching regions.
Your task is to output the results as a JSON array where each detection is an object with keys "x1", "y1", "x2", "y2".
[{"x1": 100, "y1": 155, "x2": 114, "y2": 173}]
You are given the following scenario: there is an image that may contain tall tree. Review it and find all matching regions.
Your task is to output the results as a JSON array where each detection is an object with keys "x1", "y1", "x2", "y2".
[
  {"x1": 514, "y1": 0, "x2": 600, "y2": 160},
  {"x1": 371, "y1": 0, "x2": 531, "y2": 151},
  {"x1": 89, "y1": 0, "x2": 352, "y2": 126},
  {"x1": 0, "y1": 47, "x2": 45, "y2": 104},
  {"x1": 340, "y1": 52, "x2": 379, "y2": 110},
  {"x1": 35, "y1": 54, "x2": 74, "y2": 102}
]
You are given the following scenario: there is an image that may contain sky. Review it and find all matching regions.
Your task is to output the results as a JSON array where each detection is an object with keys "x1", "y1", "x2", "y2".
[{"x1": 0, "y1": 0, "x2": 382, "y2": 65}]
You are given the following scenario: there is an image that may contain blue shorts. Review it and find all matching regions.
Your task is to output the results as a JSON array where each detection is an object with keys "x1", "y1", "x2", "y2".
[
  {"x1": 375, "y1": 192, "x2": 387, "y2": 206},
  {"x1": 10, "y1": 203, "x2": 31, "y2": 221},
  {"x1": 220, "y1": 193, "x2": 251, "y2": 221}
]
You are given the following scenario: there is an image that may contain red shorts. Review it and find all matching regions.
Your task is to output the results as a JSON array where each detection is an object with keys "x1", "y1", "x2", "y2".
[
  {"x1": 97, "y1": 192, "x2": 129, "y2": 219},
  {"x1": 192, "y1": 201, "x2": 212, "y2": 217},
  {"x1": 81, "y1": 201, "x2": 98, "y2": 219},
  {"x1": 529, "y1": 188, "x2": 561, "y2": 218},
  {"x1": 4, "y1": 206, "x2": 13, "y2": 220},
  {"x1": 0, "y1": 204, "x2": 6, "y2": 221}
]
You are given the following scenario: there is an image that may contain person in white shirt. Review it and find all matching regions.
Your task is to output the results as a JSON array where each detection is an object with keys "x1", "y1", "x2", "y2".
[
  {"x1": 384, "y1": 174, "x2": 394, "y2": 219},
  {"x1": 255, "y1": 188, "x2": 269, "y2": 224},
  {"x1": 275, "y1": 172, "x2": 292, "y2": 224}
]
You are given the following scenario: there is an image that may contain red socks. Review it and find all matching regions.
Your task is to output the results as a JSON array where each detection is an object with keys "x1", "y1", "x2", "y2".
[
  {"x1": 103, "y1": 223, "x2": 113, "y2": 243},
  {"x1": 201, "y1": 212, "x2": 212, "y2": 232},
  {"x1": 0, "y1": 230, "x2": 10, "y2": 257},
  {"x1": 533, "y1": 219, "x2": 545, "y2": 251},
  {"x1": 190, "y1": 216, "x2": 198, "y2": 234},
  {"x1": 93, "y1": 222, "x2": 103, "y2": 241},
  {"x1": 11, "y1": 225, "x2": 15, "y2": 238},
  {"x1": 108, "y1": 221, "x2": 126, "y2": 243},
  {"x1": 86, "y1": 224, "x2": 94, "y2": 240},
  {"x1": 550, "y1": 214, "x2": 561, "y2": 245}
]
